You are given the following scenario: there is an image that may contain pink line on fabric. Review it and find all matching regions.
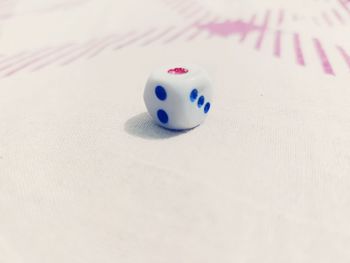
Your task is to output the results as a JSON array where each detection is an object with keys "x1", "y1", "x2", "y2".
[
  {"x1": 0, "y1": 51, "x2": 28, "y2": 66},
  {"x1": 177, "y1": 1, "x2": 197, "y2": 14},
  {"x1": 69, "y1": 31, "x2": 138, "y2": 63},
  {"x1": 338, "y1": 0, "x2": 350, "y2": 15},
  {"x1": 277, "y1": 9, "x2": 285, "y2": 26},
  {"x1": 313, "y1": 38, "x2": 335, "y2": 75},
  {"x1": 332, "y1": 8, "x2": 345, "y2": 24},
  {"x1": 84, "y1": 34, "x2": 124, "y2": 57},
  {"x1": 322, "y1": 12, "x2": 333, "y2": 26},
  {"x1": 60, "y1": 38, "x2": 121, "y2": 66},
  {"x1": 240, "y1": 14, "x2": 256, "y2": 42},
  {"x1": 88, "y1": 31, "x2": 137, "y2": 58},
  {"x1": 140, "y1": 26, "x2": 176, "y2": 46},
  {"x1": 293, "y1": 33, "x2": 305, "y2": 66},
  {"x1": 336, "y1": 45, "x2": 350, "y2": 69},
  {"x1": 255, "y1": 10, "x2": 271, "y2": 50},
  {"x1": 183, "y1": 5, "x2": 204, "y2": 19},
  {"x1": 3, "y1": 45, "x2": 73, "y2": 76},
  {"x1": 56, "y1": 40, "x2": 102, "y2": 66},
  {"x1": 163, "y1": 11, "x2": 210, "y2": 43},
  {"x1": 206, "y1": 17, "x2": 222, "y2": 38},
  {"x1": 0, "y1": 49, "x2": 51, "y2": 72},
  {"x1": 187, "y1": 28, "x2": 204, "y2": 41},
  {"x1": 31, "y1": 43, "x2": 91, "y2": 71},
  {"x1": 186, "y1": 17, "x2": 212, "y2": 41},
  {"x1": 114, "y1": 28, "x2": 156, "y2": 49},
  {"x1": 274, "y1": 30, "x2": 282, "y2": 57}
]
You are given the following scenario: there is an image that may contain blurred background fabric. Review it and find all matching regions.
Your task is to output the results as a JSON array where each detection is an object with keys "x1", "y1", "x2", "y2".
[{"x1": 0, "y1": 0, "x2": 350, "y2": 262}]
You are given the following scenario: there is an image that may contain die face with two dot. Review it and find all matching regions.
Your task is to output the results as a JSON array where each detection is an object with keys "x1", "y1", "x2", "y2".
[{"x1": 144, "y1": 65, "x2": 212, "y2": 130}]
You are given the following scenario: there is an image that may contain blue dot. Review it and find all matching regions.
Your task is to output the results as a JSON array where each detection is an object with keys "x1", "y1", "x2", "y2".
[
  {"x1": 197, "y1": 96, "x2": 205, "y2": 108},
  {"x1": 189, "y1": 89, "x2": 198, "y2": 102},
  {"x1": 157, "y1": 109, "x2": 168, "y2": 124},
  {"x1": 155, "y1": 86, "x2": 167, "y2": 100},
  {"x1": 204, "y1": 102, "x2": 211, "y2": 113}
]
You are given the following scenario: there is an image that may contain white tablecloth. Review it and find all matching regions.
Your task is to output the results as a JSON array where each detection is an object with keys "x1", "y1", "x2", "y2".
[{"x1": 1, "y1": 0, "x2": 350, "y2": 262}]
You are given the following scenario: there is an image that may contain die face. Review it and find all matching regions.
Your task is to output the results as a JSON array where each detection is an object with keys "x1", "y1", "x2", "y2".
[
  {"x1": 144, "y1": 77, "x2": 184, "y2": 129},
  {"x1": 144, "y1": 65, "x2": 213, "y2": 130},
  {"x1": 175, "y1": 72, "x2": 212, "y2": 129}
]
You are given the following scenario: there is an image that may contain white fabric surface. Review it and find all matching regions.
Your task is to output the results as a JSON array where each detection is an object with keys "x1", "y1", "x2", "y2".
[{"x1": 1, "y1": 0, "x2": 350, "y2": 262}]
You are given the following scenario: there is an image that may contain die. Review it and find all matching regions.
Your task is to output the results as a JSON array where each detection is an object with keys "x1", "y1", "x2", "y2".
[{"x1": 143, "y1": 65, "x2": 213, "y2": 130}]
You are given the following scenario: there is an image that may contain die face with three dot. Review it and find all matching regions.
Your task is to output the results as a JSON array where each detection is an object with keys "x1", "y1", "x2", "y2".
[{"x1": 144, "y1": 65, "x2": 212, "y2": 130}]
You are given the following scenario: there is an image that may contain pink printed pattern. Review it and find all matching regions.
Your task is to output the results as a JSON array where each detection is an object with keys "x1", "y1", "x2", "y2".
[
  {"x1": 197, "y1": 13, "x2": 349, "y2": 75},
  {"x1": 162, "y1": 0, "x2": 208, "y2": 20},
  {"x1": 286, "y1": 0, "x2": 349, "y2": 28},
  {"x1": 0, "y1": 0, "x2": 349, "y2": 79},
  {"x1": 195, "y1": 0, "x2": 350, "y2": 76},
  {"x1": 293, "y1": 33, "x2": 305, "y2": 66},
  {"x1": 0, "y1": 6, "x2": 216, "y2": 78}
]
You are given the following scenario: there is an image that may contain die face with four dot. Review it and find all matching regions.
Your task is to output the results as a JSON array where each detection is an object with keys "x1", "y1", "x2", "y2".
[{"x1": 144, "y1": 65, "x2": 212, "y2": 130}]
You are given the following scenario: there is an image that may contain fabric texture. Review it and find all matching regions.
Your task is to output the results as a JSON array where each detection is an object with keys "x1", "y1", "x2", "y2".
[{"x1": 1, "y1": 0, "x2": 350, "y2": 262}]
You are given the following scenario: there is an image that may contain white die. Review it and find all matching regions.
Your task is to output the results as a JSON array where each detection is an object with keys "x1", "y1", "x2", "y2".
[{"x1": 143, "y1": 65, "x2": 213, "y2": 130}]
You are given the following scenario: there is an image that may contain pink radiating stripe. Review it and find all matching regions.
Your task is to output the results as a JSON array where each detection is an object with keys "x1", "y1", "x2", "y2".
[
  {"x1": 240, "y1": 14, "x2": 256, "y2": 42},
  {"x1": 273, "y1": 30, "x2": 282, "y2": 57},
  {"x1": 183, "y1": 5, "x2": 204, "y2": 18},
  {"x1": 114, "y1": 28, "x2": 156, "y2": 49},
  {"x1": 191, "y1": 9, "x2": 211, "y2": 23},
  {"x1": 255, "y1": 10, "x2": 271, "y2": 50},
  {"x1": 293, "y1": 33, "x2": 305, "y2": 66},
  {"x1": 322, "y1": 12, "x2": 333, "y2": 26},
  {"x1": 88, "y1": 31, "x2": 136, "y2": 58},
  {"x1": 186, "y1": 27, "x2": 202, "y2": 41},
  {"x1": 141, "y1": 26, "x2": 176, "y2": 46},
  {"x1": 0, "y1": 48, "x2": 51, "y2": 72},
  {"x1": 64, "y1": 31, "x2": 138, "y2": 64},
  {"x1": 58, "y1": 40, "x2": 103, "y2": 66},
  {"x1": 186, "y1": 24, "x2": 206, "y2": 41},
  {"x1": 206, "y1": 17, "x2": 221, "y2": 39},
  {"x1": 184, "y1": 12, "x2": 215, "y2": 41},
  {"x1": 338, "y1": 0, "x2": 350, "y2": 15},
  {"x1": 31, "y1": 43, "x2": 91, "y2": 71},
  {"x1": 85, "y1": 33, "x2": 122, "y2": 57},
  {"x1": 332, "y1": 8, "x2": 345, "y2": 24},
  {"x1": 0, "y1": 51, "x2": 28, "y2": 66},
  {"x1": 177, "y1": 1, "x2": 197, "y2": 14},
  {"x1": 313, "y1": 38, "x2": 335, "y2": 75},
  {"x1": 3, "y1": 44, "x2": 73, "y2": 76},
  {"x1": 60, "y1": 37, "x2": 121, "y2": 66},
  {"x1": 336, "y1": 45, "x2": 350, "y2": 69},
  {"x1": 163, "y1": 11, "x2": 210, "y2": 43},
  {"x1": 277, "y1": 9, "x2": 285, "y2": 26}
]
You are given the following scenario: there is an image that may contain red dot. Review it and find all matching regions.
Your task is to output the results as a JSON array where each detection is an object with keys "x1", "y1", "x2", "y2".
[{"x1": 167, "y1": 67, "x2": 189, "y2": 75}]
